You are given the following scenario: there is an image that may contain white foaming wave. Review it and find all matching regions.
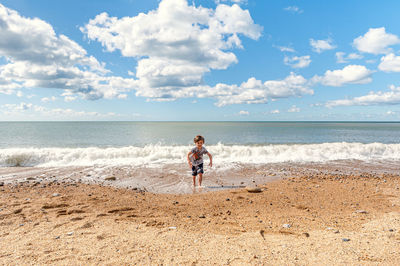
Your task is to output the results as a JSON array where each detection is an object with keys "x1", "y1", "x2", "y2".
[{"x1": 1, "y1": 142, "x2": 400, "y2": 167}]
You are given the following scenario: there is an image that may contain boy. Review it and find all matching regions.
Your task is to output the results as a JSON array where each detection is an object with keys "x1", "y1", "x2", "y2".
[{"x1": 187, "y1": 135, "x2": 212, "y2": 187}]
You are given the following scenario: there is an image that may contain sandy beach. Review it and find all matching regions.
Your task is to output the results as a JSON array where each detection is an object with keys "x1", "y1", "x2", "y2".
[{"x1": 1, "y1": 168, "x2": 400, "y2": 265}]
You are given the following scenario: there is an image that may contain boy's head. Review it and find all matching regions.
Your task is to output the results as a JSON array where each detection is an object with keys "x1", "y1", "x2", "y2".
[{"x1": 194, "y1": 135, "x2": 205, "y2": 148}]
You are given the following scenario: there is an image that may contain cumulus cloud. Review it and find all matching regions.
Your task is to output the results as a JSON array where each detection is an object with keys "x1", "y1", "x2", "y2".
[
  {"x1": 0, "y1": 3, "x2": 136, "y2": 99},
  {"x1": 336, "y1": 52, "x2": 363, "y2": 63},
  {"x1": 238, "y1": 110, "x2": 249, "y2": 115},
  {"x1": 312, "y1": 65, "x2": 373, "y2": 87},
  {"x1": 310, "y1": 38, "x2": 336, "y2": 53},
  {"x1": 378, "y1": 53, "x2": 400, "y2": 72},
  {"x1": 199, "y1": 72, "x2": 313, "y2": 107},
  {"x1": 81, "y1": 0, "x2": 262, "y2": 101},
  {"x1": 284, "y1": 6, "x2": 303, "y2": 14},
  {"x1": 326, "y1": 85, "x2": 400, "y2": 107},
  {"x1": 284, "y1": 55, "x2": 311, "y2": 68},
  {"x1": 0, "y1": 1, "x2": 316, "y2": 107},
  {"x1": 270, "y1": 109, "x2": 280, "y2": 114},
  {"x1": 353, "y1": 27, "x2": 400, "y2": 55}
]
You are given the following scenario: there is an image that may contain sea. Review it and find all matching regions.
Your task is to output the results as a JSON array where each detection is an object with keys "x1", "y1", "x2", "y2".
[
  {"x1": 1, "y1": 121, "x2": 400, "y2": 167},
  {"x1": 1, "y1": 121, "x2": 399, "y2": 193}
]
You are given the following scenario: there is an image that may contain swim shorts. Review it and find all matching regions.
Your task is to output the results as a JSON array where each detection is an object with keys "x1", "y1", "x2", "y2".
[{"x1": 192, "y1": 163, "x2": 204, "y2": 176}]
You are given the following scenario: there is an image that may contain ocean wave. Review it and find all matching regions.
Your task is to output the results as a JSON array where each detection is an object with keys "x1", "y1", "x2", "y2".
[{"x1": 1, "y1": 142, "x2": 400, "y2": 167}]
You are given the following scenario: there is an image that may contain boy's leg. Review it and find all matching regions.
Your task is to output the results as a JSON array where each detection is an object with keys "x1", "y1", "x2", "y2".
[
  {"x1": 198, "y1": 163, "x2": 204, "y2": 186},
  {"x1": 192, "y1": 165, "x2": 197, "y2": 187}
]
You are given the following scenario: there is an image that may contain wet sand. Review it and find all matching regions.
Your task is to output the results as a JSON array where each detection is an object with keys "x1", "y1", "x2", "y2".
[{"x1": 1, "y1": 167, "x2": 400, "y2": 265}]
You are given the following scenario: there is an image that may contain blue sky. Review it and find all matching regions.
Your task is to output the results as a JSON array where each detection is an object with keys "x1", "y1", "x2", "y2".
[{"x1": 0, "y1": 0, "x2": 400, "y2": 121}]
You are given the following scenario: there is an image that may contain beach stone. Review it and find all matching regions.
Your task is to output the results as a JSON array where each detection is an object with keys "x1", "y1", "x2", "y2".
[
  {"x1": 199, "y1": 215, "x2": 206, "y2": 219},
  {"x1": 342, "y1": 238, "x2": 350, "y2": 242},
  {"x1": 105, "y1": 176, "x2": 116, "y2": 181},
  {"x1": 246, "y1": 187, "x2": 262, "y2": 193},
  {"x1": 302, "y1": 232, "x2": 310, "y2": 237},
  {"x1": 66, "y1": 232, "x2": 74, "y2": 236},
  {"x1": 388, "y1": 229, "x2": 394, "y2": 232},
  {"x1": 282, "y1": 224, "x2": 291, "y2": 228},
  {"x1": 52, "y1": 193, "x2": 61, "y2": 197},
  {"x1": 55, "y1": 236, "x2": 60, "y2": 239}
]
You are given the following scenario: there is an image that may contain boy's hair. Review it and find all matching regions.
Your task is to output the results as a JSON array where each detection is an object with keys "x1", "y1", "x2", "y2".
[{"x1": 194, "y1": 135, "x2": 205, "y2": 143}]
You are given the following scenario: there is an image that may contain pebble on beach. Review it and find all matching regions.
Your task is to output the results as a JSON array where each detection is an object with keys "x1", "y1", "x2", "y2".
[{"x1": 246, "y1": 187, "x2": 262, "y2": 193}]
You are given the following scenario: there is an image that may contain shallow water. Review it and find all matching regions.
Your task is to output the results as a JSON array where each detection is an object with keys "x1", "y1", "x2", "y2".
[{"x1": 1, "y1": 160, "x2": 399, "y2": 194}]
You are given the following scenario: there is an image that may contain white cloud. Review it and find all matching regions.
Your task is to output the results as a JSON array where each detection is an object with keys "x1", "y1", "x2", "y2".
[
  {"x1": 378, "y1": 53, "x2": 400, "y2": 72},
  {"x1": 353, "y1": 27, "x2": 400, "y2": 55},
  {"x1": 64, "y1": 96, "x2": 77, "y2": 102},
  {"x1": 335, "y1": 52, "x2": 346, "y2": 63},
  {"x1": 284, "y1": 6, "x2": 303, "y2": 14},
  {"x1": 312, "y1": 65, "x2": 373, "y2": 87},
  {"x1": 1, "y1": 102, "x2": 121, "y2": 118},
  {"x1": 0, "y1": 3, "x2": 136, "y2": 99},
  {"x1": 348, "y1": 53, "x2": 364, "y2": 60},
  {"x1": 81, "y1": 0, "x2": 262, "y2": 101},
  {"x1": 270, "y1": 109, "x2": 280, "y2": 114},
  {"x1": 41, "y1": 96, "x2": 57, "y2": 103},
  {"x1": 336, "y1": 52, "x2": 363, "y2": 63},
  {"x1": 288, "y1": 105, "x2": 300, "y2": 112},
  {"x1": 238, "y1": 110, "x2": 249, "y2": 115},
  {"x1": 326, "y1": 85, "x2": 400, "y2": 107},
  {"x1": 284, "y1": 55, "x2": 311, "y2": 68},
  {"x1": 276, "y1": 46, "x2": 295, "y2": 53},
  {"x1": 3, "y1": 102, "x2": 33, "y2": 111},
  {"x1": 16, "y1": 91, "x2": 23, "y2": 97},
  {"x1": 310, "y1": 38, "x2": 336, "y2": 53},
  {"x1": 199, "y1": 72, "x2": 313, "y2": 107}
]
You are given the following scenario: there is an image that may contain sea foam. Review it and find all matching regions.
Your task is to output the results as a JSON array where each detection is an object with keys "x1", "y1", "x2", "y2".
[{"x1": 1, "y1": 142, "x2": 400, "y2": 167}]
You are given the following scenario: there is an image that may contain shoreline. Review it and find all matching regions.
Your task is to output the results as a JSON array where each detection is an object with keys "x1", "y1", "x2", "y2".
[
  {"x1": 1, "y1": 159, "x2": 400, "y2": 194},
  {"x1": 1, "y1": 170, "x2": 400, "y2": 264}
]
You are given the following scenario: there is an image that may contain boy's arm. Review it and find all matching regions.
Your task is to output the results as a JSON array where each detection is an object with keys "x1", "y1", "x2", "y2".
[
  {"x1": 207, "y1": 152, "x2": 213, "y2": 167},
  {"x1": 187, "y1": 151, "x2": 193, "y2": 167}
]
